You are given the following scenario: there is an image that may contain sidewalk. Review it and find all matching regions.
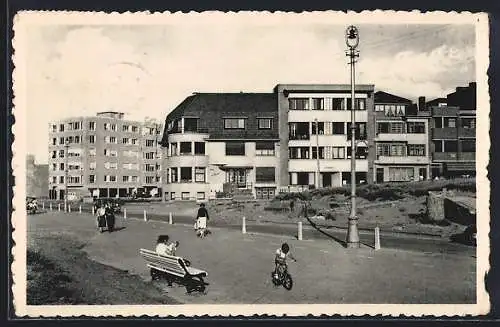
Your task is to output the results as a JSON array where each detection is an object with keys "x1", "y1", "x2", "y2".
[{"x1": 28, "y1": 212, "x2": 476, "y2": 304}]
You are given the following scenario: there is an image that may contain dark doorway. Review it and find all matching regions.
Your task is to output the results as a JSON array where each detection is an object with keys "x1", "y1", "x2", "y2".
[{"x1": 376, "y1": 168, "x2": 384, "y2": 183}]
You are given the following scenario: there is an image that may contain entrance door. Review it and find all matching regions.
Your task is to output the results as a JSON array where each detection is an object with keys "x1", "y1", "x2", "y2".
[
  {"x1": 322, "y1": 173, "x2": 332, "y2": 187},
  {"x1": 419, "y1": 168, "x2": 427, "y2": 181},
  {"x1": 376, "y1": 168, "x2": 384, "y2": 183}
]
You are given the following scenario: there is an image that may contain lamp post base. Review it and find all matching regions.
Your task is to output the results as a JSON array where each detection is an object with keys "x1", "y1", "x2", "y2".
[{"x1": 346, "y1": 216, "x2": 360, "y2": 248}]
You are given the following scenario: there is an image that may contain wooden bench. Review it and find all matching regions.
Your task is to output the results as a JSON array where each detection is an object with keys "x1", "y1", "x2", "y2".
[{"x1": 139, "y1": 248, "x2": 208, "y2": 293}]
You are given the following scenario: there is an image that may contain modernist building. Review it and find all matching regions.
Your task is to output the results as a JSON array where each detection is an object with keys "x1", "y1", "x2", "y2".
[
  {"x1": 48, "y1": 112, "x2": 164, "y2": 200},
  {"x1": 161, "y1": 93, "x2": 279, "y2": 200},
  {"x1": 426, "y1": 82, "x2": 476, "y2": 178},
  {"x1": 371, "y1": 91, "x2": 431, "y2": 183},
  {"x1": 276, "y1": 84, "x2": 375, "y2": 190}
]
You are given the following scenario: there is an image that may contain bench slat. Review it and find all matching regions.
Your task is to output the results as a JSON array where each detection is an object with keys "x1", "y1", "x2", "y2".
[{"x1": 139, "y1": 248, "x2": 207, "y2": 278}]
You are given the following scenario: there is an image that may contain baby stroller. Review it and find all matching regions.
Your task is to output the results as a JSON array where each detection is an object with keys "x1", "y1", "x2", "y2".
[{"x1": 194, "y1": 216, "x2": 211, "y2": 238}]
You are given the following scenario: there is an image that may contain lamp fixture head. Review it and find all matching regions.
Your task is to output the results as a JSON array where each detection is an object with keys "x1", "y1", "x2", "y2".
[{"x1": 345, "y1": 25, "x2": 359, "y2": 49}]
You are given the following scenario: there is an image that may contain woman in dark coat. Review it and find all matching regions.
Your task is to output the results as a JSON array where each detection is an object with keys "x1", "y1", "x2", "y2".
[{"x1": 104, "y1": 202, "x2": 115, "y2": 233}]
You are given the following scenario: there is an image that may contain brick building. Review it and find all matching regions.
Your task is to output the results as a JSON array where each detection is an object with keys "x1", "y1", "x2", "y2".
[
  {"x1": 48, "y1": 112, "x2": 164, "y2": 200},
  {"x1": 371, "y1": 91, "x2": 431, "y2": 183},
  {"x1": 426, "y1": 82, "x2": 476, "y2": 178}
]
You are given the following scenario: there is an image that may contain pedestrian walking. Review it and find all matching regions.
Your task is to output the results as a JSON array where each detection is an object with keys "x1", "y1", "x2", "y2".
[{"x1": 195, "y1": 203, "x2": 210, "y2": 238}]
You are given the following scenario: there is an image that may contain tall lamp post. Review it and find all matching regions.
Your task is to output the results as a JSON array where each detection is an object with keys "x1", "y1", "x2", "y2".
[
  {"x1": 64, "y1": 138, "x2": 69, "y2": 212},
  {"x1": 345, "y1": 25, "x2": 360, "y2": 248}
]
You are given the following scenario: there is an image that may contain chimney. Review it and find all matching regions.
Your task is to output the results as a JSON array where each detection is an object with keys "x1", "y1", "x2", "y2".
[{"x1": 418, "y1": 96, "x2": 426, "y2": 112}]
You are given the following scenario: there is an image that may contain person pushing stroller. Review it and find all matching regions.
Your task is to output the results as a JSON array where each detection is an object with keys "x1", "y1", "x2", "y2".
[{"x1": 195, "y1": 203, "x2": 210, "y2": 238}]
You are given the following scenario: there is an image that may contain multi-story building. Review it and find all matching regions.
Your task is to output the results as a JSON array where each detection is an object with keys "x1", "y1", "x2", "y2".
[
  {"x1": 48, "y1": 111, "x2": 164, "y2": 200},
  {"x1": 161, "y1": 93, "x2": 279, "y2": 200},
  {"x1": 276, "y1": 84, "x2": 375, "y2": 190},
  {"x1": 426, "y1": 82, "x2": 476, "y2": 178},
  {"x1": 371, "y1": 91, "x2": 431, "y2": 183}
]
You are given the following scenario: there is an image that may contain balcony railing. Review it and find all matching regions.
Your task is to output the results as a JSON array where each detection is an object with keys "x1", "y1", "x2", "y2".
[
  {"x1": 168, "y1": 127, "x2": 209, "y2": 134},
  {"x1": 458, "y1": 127, "x2": 475, "y2": 138},
  {"x1": 432, "y1": 128, "x2": 457, "y2": 139},
  {"x1": 433, "y1": 152, "x2": 458, "y2": 161},
  {"x1": 289, "y1": 134, "x2": 310, "y2": 140}
]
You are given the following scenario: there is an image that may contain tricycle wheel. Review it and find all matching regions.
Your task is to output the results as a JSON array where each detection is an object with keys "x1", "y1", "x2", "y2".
[{"x1": 283, "y1": 273, "x2": 293, "y2": 290}]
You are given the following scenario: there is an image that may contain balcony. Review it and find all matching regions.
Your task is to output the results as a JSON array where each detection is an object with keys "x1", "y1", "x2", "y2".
[
  {"x1": 459, "y1": 152, "x2": 475, "y2": 161},
  {"x1": 375, "y1": 155, "x2": 429, "y2": 165},
  {"x1": 433, "y1": 152, "x2": 458, "y2": 161},
  {"x1": 432, "y1": 128, "x2": 458, "y2": 140},
  {"x1": 458, "y1": 127, "x2": 475, "y2": 138}
]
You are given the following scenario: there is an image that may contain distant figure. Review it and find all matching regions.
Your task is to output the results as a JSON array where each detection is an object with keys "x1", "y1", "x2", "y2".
[
  {"x1": 290, "y1": 200, "x2": 295, "y2": 212},
  {"x1": 155, "y1": 235, "x2": 170, "y2": 256},
  {"x1": 195, "y1": 203, "x2": 210, "y2": 238}
]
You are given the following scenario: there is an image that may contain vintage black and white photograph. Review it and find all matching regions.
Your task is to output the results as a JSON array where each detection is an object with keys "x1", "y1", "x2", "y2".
[{"x1": 12, "y1": 11, "x2": 489, "y2": 317}]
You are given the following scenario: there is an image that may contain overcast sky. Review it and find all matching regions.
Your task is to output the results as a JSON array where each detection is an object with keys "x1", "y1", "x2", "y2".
[{"x1": 25, "y1": 19, "x2": 475, "y2": 164}]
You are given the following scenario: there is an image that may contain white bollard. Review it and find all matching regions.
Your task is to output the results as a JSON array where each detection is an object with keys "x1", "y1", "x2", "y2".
[
  {"x1": 298, "y1": 221, "x2": 303, "y2": 241},
  {"x1": 42, "y1": 202, "x2": 45, "y2": 210},
  {"x1": 242, "y1": 216, "x2": 247, "y2": 234},
  {"x1": 144, "y1": 209, "x2": 147, "y2": 222},
  {"x1": 169, "y1": 212, "x2": 173, "y2": 224},
  {"x1": 123, "y1": 208, "x2": 127, "y2": 219},
  {"x1": 58, "y1": 203, "x2": 61, "y2": 211},
  {"x1": 49, "y1": 203, "x2": 52, "y2": 211},
  {"x1": 79, "y1": 205, "x2": 82, "y2": 214},
  {"x1": 68, "y1": 204, "x2": 71, "y2": 213},
  {"x1": 92, "y1": 206, "x2": 95, "y2": 216},
  {"x1": 375, "y1": 226, "x2": 381, "y2": 251}
]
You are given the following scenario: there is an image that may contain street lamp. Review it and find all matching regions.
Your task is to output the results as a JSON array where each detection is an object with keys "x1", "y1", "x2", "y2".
[
  {"x1": 64, "y1": 138, "x2": 69, "y2": 212},
  {"x1": 345, "y1": 25, "x2": 360, "y2": 248}
]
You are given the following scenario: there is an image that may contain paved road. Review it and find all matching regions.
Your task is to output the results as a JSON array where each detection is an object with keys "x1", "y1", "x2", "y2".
[
  {"x1": 39, "y1": 202, "x2": 476, "y2": 256},
  {"x1": 28, "y1": 211, "x2": 477, "y2": 304}
]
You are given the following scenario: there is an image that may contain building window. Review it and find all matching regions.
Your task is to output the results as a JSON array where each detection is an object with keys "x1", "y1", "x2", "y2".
[
  {"x1": 132, "y1": 176, "x2": 138, "y2": 182},
  {"x1": 89, "y1": 175, "x2": 95, "y2": 183},
  {"x1": 59, "y1": 124, "x2": 65, "y2": 132},
  {"x1": 131, "y1": 126, "x2": 138, "y2": 132},
  {"x1": 145, "y1": 176, "x2": 155, "y2": 184},
  {"x1": 346, "y1": 98, "x2": 366, "y2": 110},
  {"x1": 59, "y1": 163, "x2": 64, "y2": 171},
  {"x1": 145, "y1": 152, "x2": 155, "y2": 160},
  {"x1": 375, "y1": 104, "x2": 384, "y2": 112},
  {"x1": 289, "y1": 147, "x2": 310, "y2": 159},
  {"x1": 146, "y1": 139, "x2": 155, "y2": 147},
  {"x1": 461, "y1": 118, "x2": 476, "y2": 129},
  {"x1": 444, "y1": 140, "x2": 458, "y2": 152},
  {"x1": 68, "y1": 176, "x2": 81, "y2": 184},
  {"x1": 197, "y1": 192, "x2": 205, "y2": 200},
  {"x1": 89, "y1": 148, "x2": 96, "y2": 156},
  {"x1": 408, "y1": 144, "x2": 426, "y2": 156},
  {"x1": 332, "y1": 98, "x2": 344, "y2": 110},
  {"x1": 180, "y1": 142, "x2": 192, "y2": 155},
  {"x1": 122, "y1": 137, "x2": 129, "y2": 144},
  {"x1": 51, "y1": 124, "x2": 57, "y2": 133},
  {"x1": 433, "y1": 141, "x2": 443, "y2": 152},
  {"x1": 88, "y1": 135, "x2": 95, "y2": 143},
  {"x1": 289, "y1": 98, "x2": 309, "y2": 110},
  {"x1": 88, "y1": 122, "x2": 96, "y2": 131},
  {"x1": 347, "y1": 122, "x2": 367, "y2": 140},
  {"x1": 182, "y1": 192, "x2": 190, "y2": 200},
  {"x1": 194, "y1": 142, "x2": 205, "y2": 155},
  {"x1": 289, "y1": 122, "x2": 310, "y2": 140},
  {"x1": 332, "y1": 122, "x2": 345, "y2": 135},
  {"x1": 52, "y1": 176, "x2": 57, "y2": 184},
  {"x1": 407, "y1": 122, "x2": 426, "y2": 134},
  {"x1": 180, "y1": 167, "x2": 193, "y2": 183},
  {"x1": 434, "y1": 118, "x2": 443, "y2": 128},
  {"x1": 258, "y1": 118, "x2": 272, "y2": 129},
  {"x1": 51, "y1": 163, "x2": 56, "y2": 171},
  {"x1": 104, "y1": 123, "x2": 110, "y2": 131},
  {"x1": 89, "y1": 162, "x2": 96, "y2": 170},
  {"x1": 171, "y1": 192, "x2": 176, "y2": 200},
  {"x1": 388, "y1": 167, "x2": 414, "y2": 182},
  {"x1": 122, "y1": 125, "x2": 129, "y2": 132},
  {"x1": 111, "y1": 124, "x2": 116, "y2": 131},
  {"x1": 123, "y1": 176, "x2": 130, "y2": 182},
  {"x1": 377, "y1": 122, "x2": 404, "y2": 134},
  {"x1": 104, "y1": 175, "x2": 117, "y2": 182},
  {"x1": 109, "y1": 136, "x2": 117, "y2": 144},
  {"x1": 224, "y1": 118, "x2": 245, "y2": 129},
  {"x1": 59, "y1": 137, "x2": 65, "y2": 145},
  {"x1": 347, "y1": 146, "x2": 368, "y2": 159},
  {"x1": 59, "y1": 150, "x2": 65, "y2": 158},
  {"x1": 461, "y1": 140, "x2": 476, "y2": 152},
  {"x1": 52, "y1": 138, "x2": 56, "y2": 145},
  {"x1": 311, "y1": 122, "x2": 325, "y2": 135},
  {"x1": 145, "y1": 164, "x2": 156, "y2": 172},
  {"x1": 59, "y1": 176, "x2": 64, "y2": 184},
  {"x1": 195, "y1": 167, "x2": 206, "y2": 183},
  {"x1": 377, "y1": 143, "x2": 406, "y2": 157},
  {"x1": 332, "y1": 146, "x2": 345, "y2": 159},
  {"x1": 311, "y1": 98, "x2": 324, "y2": 110},
  {"x1": 256, "y1": 141, "x2": 275, "y2": 156},
  {"x1": 256, "y1": 167, "x2": 275, "y2": 183},
  {"x1": 444, "y1": 117, "x2": 457, "y2": 128},
  {"x1": 225, "y1": 142, "x2": 245, "y2": 156},
  {"x1": 171, "y1": 168, "x2": 178, "y2": 183},
  {"x1": 312, "y1": 147, "x2": 325, "y2": 159}
]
